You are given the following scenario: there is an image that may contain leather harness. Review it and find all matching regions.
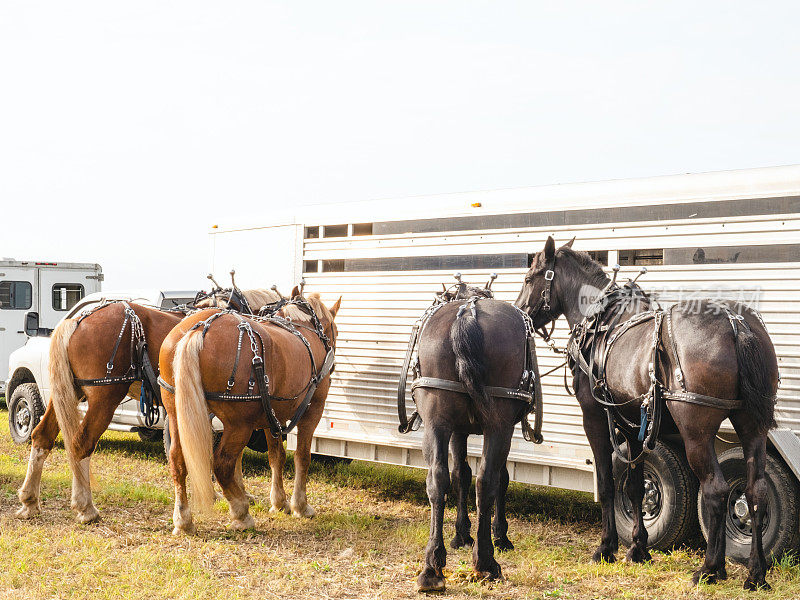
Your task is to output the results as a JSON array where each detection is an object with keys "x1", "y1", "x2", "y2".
[
  {"x1": 72, "y1": 301, "x2": 180, "y2": 427},
  {"x1": 397, "y1": 280, "x2": 544, "y2": 444},
  {"x1": 557, "y1": 274, "x2": 752, "y2": 465},
  {"x1": 157, "y1": 298, "x2": 335, "y2": 439}
]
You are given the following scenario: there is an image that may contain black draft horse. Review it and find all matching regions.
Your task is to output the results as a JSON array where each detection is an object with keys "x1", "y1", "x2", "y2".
[
  {"x1": 410, "y1": 292, "x2": 540, "y2": 592},
  {"x1": 515, "y1": 237, "x2": 778, "y2": 590}
]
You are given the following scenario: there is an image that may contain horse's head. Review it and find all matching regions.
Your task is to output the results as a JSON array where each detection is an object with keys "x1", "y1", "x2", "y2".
[{"x1": 516, "y1": 236, "x2": 610, "y2": 329}]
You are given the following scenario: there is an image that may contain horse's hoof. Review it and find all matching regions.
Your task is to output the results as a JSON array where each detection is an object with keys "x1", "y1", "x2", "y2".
[
  {"x1": 292, "y1": 504, "x2": 315, "y2": 518},
  {"x1": 743, "y1": 577, "x2": 770, "y2": 592},
  {"x1": 470, "y1": 561, "x2": 502, "y2": 582},
  {"x1": 624, "y1": 545, "x2": 652, "y2": 564},
  {"x1": 592, "y1": 548, "x2": 617, "y2": 564},
  {"x1": 416, "y1": 569, "x2": 446, "y2": 593},
  {"x1": 494, "y1": 537, "x2": 514, "y2": 552},
  {"x1": 15, "y1": 503, "x2": 41, "y2": 520},
  {"x1": 76, "y1": 506, "x2": 100, "y2": 524},
  {"x1": 230, "y1": 515, "x2": 256, "y2": 531},
  {"x1": 172, "y1": 522, "x2": 197, "y2": 536},
  {"x1": 692, "y1": 566, "x2": 727, "y2": 586},
  {"x1": 450, "y1": 533, "x2": 474, "y2": 549},
  {"x1": 269, "y1": 500, "x2": 290, "y2": 514}
]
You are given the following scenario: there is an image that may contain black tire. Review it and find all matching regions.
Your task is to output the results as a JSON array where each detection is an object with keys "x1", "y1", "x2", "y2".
[
  {"x1": 8, "y1": 383, "x2": 45, "y2": 445},
  {"x1": 698, "y1": 447, "x2": 800, "y2": 564},
  {"x1": 137, "y1": 428, "x2": 163, "y2": 442},
  {"x1": 613, "y1": 440, "x2": 699, "y2": 551}
]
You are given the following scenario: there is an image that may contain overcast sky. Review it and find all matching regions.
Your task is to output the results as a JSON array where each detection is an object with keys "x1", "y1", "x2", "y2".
[{"x1": 2, "y1": 2, "x2": 799, "y2": 290}]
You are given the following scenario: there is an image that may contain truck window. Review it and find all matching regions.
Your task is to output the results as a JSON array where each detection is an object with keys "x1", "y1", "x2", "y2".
[
  {"x1": 52, "y1": 284, "x2": 85, "y2": 311},
  {"x1": 0, "y1": 281, "x2": 33, "y2": 309}
]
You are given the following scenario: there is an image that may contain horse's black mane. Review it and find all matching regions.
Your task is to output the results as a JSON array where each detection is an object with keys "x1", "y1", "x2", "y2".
[{"x1": 558, "y1": 247, "x2": 608, "y2": 284}]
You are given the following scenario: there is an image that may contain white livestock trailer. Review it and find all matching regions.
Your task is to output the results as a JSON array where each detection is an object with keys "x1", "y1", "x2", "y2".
[{"x1": 209, "y1": 164, "x2": 800, "y2": 560}]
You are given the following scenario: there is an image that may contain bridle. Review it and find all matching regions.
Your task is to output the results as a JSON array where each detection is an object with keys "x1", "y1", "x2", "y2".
[{"x1": 525, "y1": 252, "x2": 558, "y2": 343}]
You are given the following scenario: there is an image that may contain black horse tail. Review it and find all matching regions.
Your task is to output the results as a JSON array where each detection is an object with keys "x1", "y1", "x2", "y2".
[
  {"x1": 735, "y1": 322, "x2": 777, "y2": 436},
  {"x1": 450, "y1": 308, "x2": 493, "y2": 424}
]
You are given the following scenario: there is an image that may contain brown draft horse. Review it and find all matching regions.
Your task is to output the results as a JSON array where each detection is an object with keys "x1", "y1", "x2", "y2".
[
  {"x1": 158, "y1": 290, "x2": 340, "y2": 534},
  {"x1": 16, "y1": 287, "x2": 278, "y2": 524},
  {"x1": 515, "y1": 237, "x2": 779, "y2": 590}
]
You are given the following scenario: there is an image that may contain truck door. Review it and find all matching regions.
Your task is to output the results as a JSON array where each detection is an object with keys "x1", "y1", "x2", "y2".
[
  {"x1": 0, "y1": 267, "x2": 37, "y2": 386},
  {"x1": 38, "y1": 268, "x2": 92, "y2": 331}
]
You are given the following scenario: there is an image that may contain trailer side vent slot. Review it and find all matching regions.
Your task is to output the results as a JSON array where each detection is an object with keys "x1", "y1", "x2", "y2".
[
  {"x1": 322, "y1": 259, "x2": 345, "y2": 272},
  {"x1": 587, "y1": 250, "x2": 609, "y2": 265},
  {"x1": 352, "y1": 223, "x2": 373, "y2": 236},
  {"x1": 303, "y1": 260, "x2": 319, "y2": 273},
  {"x1": 619, "y1": 249, "x2": 664, "y2": 266},
  {"x1": 323, "y1": 224, "x2": 348, "y2": 238},
  {"x1": 304, "y1": 226, "x2": 319, "y2": 239}
]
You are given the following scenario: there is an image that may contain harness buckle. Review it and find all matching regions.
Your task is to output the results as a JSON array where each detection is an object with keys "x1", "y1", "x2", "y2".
[
  {"x1": 544, "y1": 269, "x2": 555, "y2": 281},
  {"x1": 252, "y1": 356, "x2": 263, "y2": 366}
]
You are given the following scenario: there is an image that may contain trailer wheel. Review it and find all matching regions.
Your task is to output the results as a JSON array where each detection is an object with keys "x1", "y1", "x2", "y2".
[
  {"x1": 8, "y1": 383, "x2": 45, "y2": 445},
  {"x1": 698, "y1": 448, "x2": 800, "y2": 564},
  {"x1": 613, "y1": 440, "x2": 699, "y2": 551}
]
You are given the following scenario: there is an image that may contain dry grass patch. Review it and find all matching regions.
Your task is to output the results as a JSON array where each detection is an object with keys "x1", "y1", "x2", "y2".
[{"x1": 1, "y1": 410, "x2": 798, "y2": 599}]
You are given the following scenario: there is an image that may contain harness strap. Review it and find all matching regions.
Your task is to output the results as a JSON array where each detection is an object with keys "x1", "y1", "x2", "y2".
[
  {"x1": 397, "y1": 323, "x2": 422, "y2": 433},
  {"x1": 411, "y1": 377, "x2": 534, "y2": 402}
]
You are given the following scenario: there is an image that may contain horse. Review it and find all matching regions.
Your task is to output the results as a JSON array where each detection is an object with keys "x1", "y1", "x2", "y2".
[
  {"x1": 515, "y1": 237, "x2": 779, "y2": 591},
  {"x1": 15, "y1": 286, "x2": 280, "y2": 524},
  {"x1": 157, "y1": 290, "x2": 340, "y2": 535},
  {"x1": 400, "y1": 277, "x2": 541, "y2": 592}
]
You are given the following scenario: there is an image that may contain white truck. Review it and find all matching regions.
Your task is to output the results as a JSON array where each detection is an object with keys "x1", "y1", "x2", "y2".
[
  {"x1": 6, "y1": 289, "x2": 198, "y2": 445},
  {"x1": 0, "y1": 260, "x2": 103, "y2": 395}
]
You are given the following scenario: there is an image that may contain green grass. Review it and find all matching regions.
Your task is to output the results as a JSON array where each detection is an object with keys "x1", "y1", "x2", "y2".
[{"x1": 1, "y1": 410, "x2": 799, "y2": 599}]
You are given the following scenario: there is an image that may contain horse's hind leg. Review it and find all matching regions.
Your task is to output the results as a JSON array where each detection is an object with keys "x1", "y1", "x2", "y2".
[
  {"x1": 472, "y1": 425, "x2": 514, "y2": 581},
  {"x1": 70, "y1": 387, "x2": 123, "y2": 524},
  {"x1": 164, "y1": 394, "x2": 195, "y2": 535},
  {"x1": 679, "y1": 411, "x2": 729, "y2": 585},
  {"x1": 449, "y1": 432, "x2": 473, "y2": 549},
  {"x1": 17, "y1": 402, "x2": 60, "y2": 518},
  {"x1": 266, "y1": 432, "x2": 289, "y2": 514},
  {"x1": 492, "y1": 465, "x2": 513, "y2": 551},
  {"x1": 417, "y1": 425, "x2": 451, "y2": 592},
  {"x1": 623, "y1": 439, "x2": 651, "y2": 563},
  {"x1": 213, "y1": 426, "x2": 254, "y2": 530},
  {"x1": 730, "y1": 411, "x2": 771, "y2": 591}
]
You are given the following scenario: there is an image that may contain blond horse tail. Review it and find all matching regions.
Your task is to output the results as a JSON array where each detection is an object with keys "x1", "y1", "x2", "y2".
[
  {"x1": 174, "y1": 329, "x2": 215, "y2": 513},
  {"x1": 48, "y1": 319, "x2": 86, "y2": 489}
]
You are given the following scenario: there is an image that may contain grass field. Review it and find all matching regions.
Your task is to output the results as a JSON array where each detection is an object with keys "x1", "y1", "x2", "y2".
[{"x1": 1, "y1": 409, "x2": 799, "y2": 600}]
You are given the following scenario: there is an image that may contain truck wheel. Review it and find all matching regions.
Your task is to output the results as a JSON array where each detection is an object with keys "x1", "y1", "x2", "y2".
[
  {"x1": 137, "y1": 428, "x2": 163, "y2": 442},
  {"x1": 698, "y1": 448, "x2": 800, "y2": 564},
  {"x1": 8, "y1": 383, "x2": 45, "y2": 445},
  {"x1": 613, "y1": 440, "x2": 699, "y2": 551}
]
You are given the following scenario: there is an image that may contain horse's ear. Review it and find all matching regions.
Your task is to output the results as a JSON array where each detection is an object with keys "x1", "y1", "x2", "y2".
[
  {"x1": 561, "y1": 236, "x2": 576, "y2": 249},
  {"x1": 329, "y1": 296, "x2": 342, "y2": 318},
  {"x1": 544, "y1": 236, "x2": 556, "y2": 260},
  {"x1": 290, "y1": 285, "x2": 301, "y2": 298}
]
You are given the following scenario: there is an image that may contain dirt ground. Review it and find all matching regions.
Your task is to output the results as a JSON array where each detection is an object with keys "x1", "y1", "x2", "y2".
[{"x1": 1, "y1": 411, "x2": 798, "y2": 600}]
